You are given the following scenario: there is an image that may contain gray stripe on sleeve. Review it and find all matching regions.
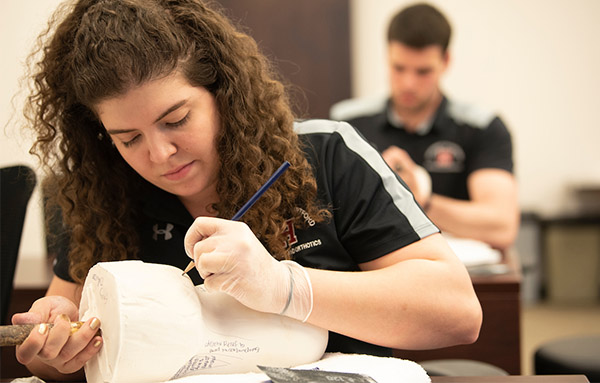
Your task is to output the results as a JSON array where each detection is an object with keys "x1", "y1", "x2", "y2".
[{"x1": 295, "y1": 119, "x2": 438, "y2": 239}]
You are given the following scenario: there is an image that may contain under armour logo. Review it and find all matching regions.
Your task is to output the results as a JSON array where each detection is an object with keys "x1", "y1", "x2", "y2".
[{"x1": 153, "y1": 223, "x2": 174, "y2": 241}]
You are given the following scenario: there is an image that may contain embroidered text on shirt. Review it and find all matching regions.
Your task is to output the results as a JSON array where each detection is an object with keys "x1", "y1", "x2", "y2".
[{"x1": 153, "y1": 223, "x2": 174, "y2": 241}]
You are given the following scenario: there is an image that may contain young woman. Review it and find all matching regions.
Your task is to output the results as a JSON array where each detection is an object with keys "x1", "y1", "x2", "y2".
[{"x1": 13, "y1": 0, "x2": 481, "y2": 380}]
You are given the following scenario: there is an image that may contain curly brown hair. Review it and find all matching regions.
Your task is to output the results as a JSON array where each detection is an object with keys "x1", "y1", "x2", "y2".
[{"x1": 25, "y1": 0, "x2": 329, "y2": 283}]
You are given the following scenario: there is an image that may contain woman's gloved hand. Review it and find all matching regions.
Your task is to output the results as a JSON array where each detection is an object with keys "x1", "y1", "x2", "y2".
[{"x1": 184, "y1": 217, "x2": 313, "y2": 322}]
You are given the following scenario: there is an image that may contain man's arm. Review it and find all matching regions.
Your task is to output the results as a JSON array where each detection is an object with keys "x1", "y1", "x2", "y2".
[{"x1": 426, "y1": 168, "x2": 520, "y2": 250}]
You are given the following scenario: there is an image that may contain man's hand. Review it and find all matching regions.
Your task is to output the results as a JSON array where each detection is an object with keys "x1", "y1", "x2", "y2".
[{"x1": 382, "y1": 146, "x2": 432, "y2": 208}]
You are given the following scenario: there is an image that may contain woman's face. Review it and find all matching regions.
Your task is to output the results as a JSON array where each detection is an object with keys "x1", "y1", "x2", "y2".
[{"x1": 96, "y1": 71, "x2": 221, "y2": 211}]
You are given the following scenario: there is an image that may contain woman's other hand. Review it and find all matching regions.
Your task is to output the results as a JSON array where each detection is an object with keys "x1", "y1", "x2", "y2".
[{"x1": 12, "y1": 295, "x2": 102, "y2": 376}]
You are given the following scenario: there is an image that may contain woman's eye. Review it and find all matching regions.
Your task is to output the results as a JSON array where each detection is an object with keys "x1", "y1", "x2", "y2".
[
  {"x1": 166, "y1": 113, "x2": 190, "y2": 128},
  {"x1": 122, "y1": 135, "x2": 140, "y2": 147}
]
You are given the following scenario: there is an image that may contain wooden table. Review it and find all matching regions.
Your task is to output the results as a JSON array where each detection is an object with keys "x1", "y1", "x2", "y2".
[
  {"x1": 395, "y1": 250, "x2": 522, "y2": 374},
  {"x1": 431, "y1": 376, "x2": 588, "y2": 382}
]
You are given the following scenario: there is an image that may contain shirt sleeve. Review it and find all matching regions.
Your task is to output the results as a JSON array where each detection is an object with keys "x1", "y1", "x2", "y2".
[
  {"x1": 302, "y1": 120, "x2": 439, "y2": 264},
  {"x1": 50, "y1": 228, "x2": 75, "y2": 282},
  {"x1": 469, "y1": 116, "x2": 514, "y2": 173},
  {"x1": 52, "y1": 252, "x2": 74, "y2": 282}
]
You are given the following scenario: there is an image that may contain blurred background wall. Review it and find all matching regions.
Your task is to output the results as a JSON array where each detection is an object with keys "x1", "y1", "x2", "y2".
[{"x1": 1, "y1": 1, "x2": 66, "y2": 287}]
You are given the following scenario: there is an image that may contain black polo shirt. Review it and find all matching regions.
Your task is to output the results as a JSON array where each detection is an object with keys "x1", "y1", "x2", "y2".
[
  {"x1": 347, "y1": 97, "x2": 513, "y2": 201},
  {"x1": 54, "y1": 119, "x2": 439, "y2": 357}
]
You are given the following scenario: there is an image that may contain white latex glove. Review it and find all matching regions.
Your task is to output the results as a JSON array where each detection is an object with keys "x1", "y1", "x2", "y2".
[
  {"x1": 382, "y1": 146, "x2": 432, "y2": 209},
  {"x1": 184, "y1": 217, "x2": 313, "y2": 322}
]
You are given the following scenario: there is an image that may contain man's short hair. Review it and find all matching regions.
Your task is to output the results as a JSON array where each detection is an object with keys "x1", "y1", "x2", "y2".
[{"x1": 387, "y1": 3, "x2": 452, "y2": 53}]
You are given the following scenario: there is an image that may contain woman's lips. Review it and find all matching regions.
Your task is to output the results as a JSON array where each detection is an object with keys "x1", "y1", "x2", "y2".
[{"x1": 163, "y1": 162, "x2": 193, "y2": 181}]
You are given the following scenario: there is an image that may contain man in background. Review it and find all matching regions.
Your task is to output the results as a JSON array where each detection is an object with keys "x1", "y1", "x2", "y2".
[{"x1": 346, "y1": 3, "x2": 519, "y2": 250}]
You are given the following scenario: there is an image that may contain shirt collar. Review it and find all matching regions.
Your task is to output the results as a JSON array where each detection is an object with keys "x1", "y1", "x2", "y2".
[
  {"x1": 385, "y1": 96, "x2": 448, "y2": 135},
  {"x1": 139, "y1": 181, "x2": 194, "y2": 226}
]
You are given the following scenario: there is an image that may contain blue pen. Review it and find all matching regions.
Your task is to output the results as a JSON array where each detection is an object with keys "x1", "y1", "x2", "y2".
[{"x1": 183, "y1": 161, "x2": 291, "y2": 275}]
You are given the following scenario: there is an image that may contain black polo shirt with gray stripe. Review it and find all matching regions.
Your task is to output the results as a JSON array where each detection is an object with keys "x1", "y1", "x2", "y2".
[
  {"x1": 346, "y1": 97, "x2": 513, "y2": 201},
  {"x1": 54, "y1": 119, "x2": 439, "y2": 357}
]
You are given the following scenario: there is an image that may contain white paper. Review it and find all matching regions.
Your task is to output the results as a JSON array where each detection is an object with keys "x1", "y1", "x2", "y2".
[
  {"x1": 443, "y1": 233, "x2": 502, "y2": 267},
  {"x1": 168, "y1": 353, "x2": 431, "y2": 383}
]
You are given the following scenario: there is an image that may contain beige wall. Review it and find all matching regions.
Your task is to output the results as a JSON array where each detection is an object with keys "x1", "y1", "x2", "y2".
[
  {"x1": 3, "y1": 0, "x2": 600, "y2": 286},
  {"x1": 351, "y1": 0, "x2": 600, "y2": 216},
  {"x1": 1, "y1": 1, "x2": 64, "y2": 287}
]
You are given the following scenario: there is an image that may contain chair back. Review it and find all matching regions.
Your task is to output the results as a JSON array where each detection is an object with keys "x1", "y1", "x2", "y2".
[{"x1": 1, "y1": 165, "x2": 36, "y2": 324}]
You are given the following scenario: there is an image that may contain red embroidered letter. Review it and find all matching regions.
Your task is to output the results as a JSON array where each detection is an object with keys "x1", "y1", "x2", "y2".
[{"x1": 283, "y1": 219, "x2": 298, "y2": 247}]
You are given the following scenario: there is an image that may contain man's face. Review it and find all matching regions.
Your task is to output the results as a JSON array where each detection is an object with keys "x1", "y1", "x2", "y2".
[{"x1": 387, "y1": 41, "x2": 449, "y2": 115}]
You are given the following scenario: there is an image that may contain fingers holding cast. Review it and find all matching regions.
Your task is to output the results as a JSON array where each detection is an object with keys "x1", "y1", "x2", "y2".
[
  {"x1": 16, "y1": 315, "x2": 102, "y2": 374},
  {"x1": 55, "y1": 317, "x2": 102, "y2": 374}
]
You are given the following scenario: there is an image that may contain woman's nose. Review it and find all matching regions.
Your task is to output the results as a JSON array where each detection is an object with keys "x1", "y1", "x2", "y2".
[{"x1": 147, "y1": 132, "x2": 177, "y2": 163}]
